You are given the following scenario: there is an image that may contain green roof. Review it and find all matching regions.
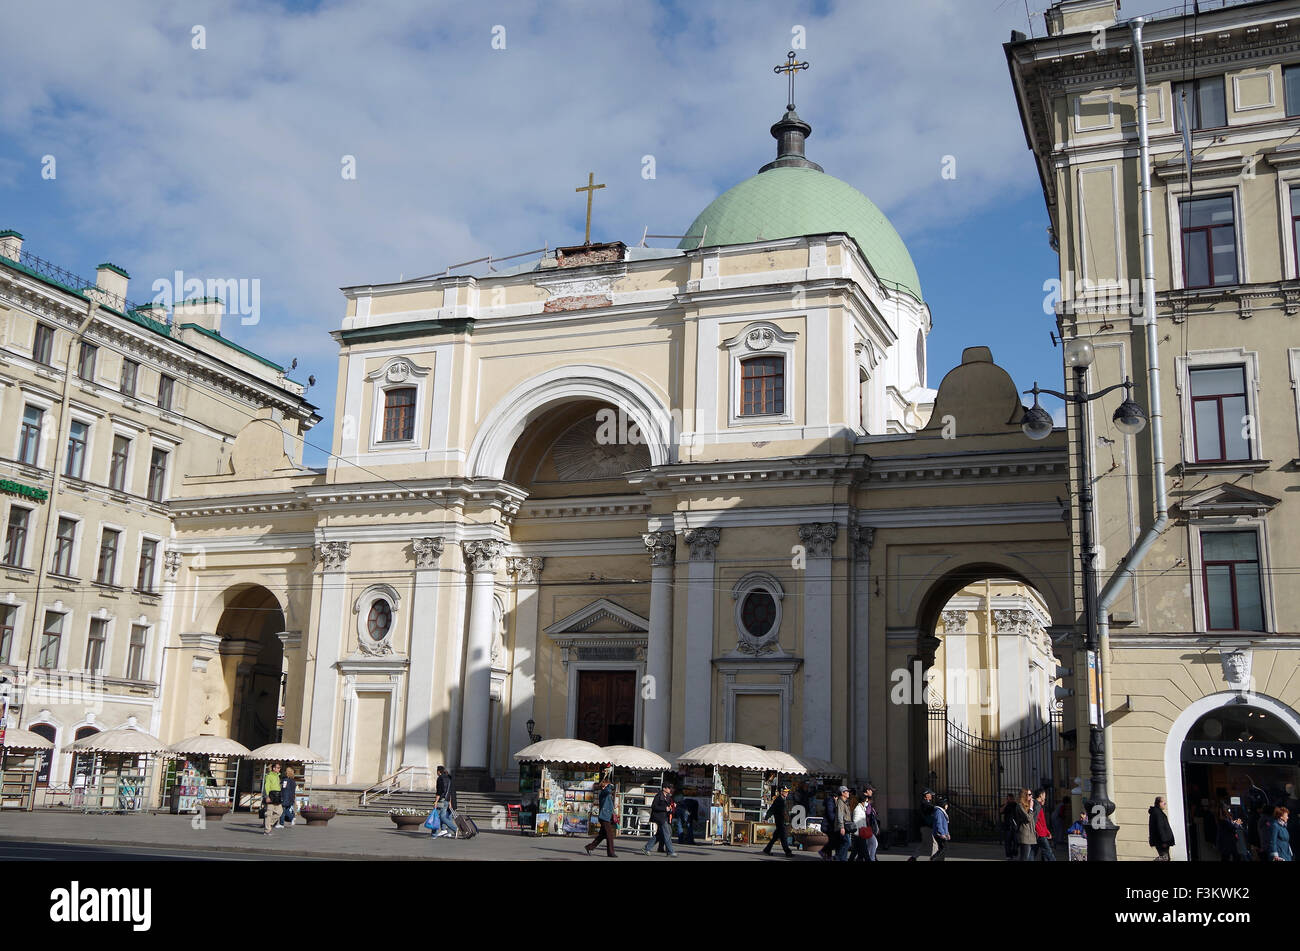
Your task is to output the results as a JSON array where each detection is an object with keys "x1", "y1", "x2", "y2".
[
  {"x1": 179, "y1": 322, "x2": 283, "y2": 371},
  {"x1": 679, "y1": 167, "x2": 923, "y2": 302}
]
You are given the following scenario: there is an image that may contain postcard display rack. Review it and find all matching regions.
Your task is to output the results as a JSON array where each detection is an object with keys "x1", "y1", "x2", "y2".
[
  {"x1": 0, "y1": 753, "x2": 40, "y2": 811},
  {"x1": 614, "y1": 769, "x2": 667, "y2": 837},
  {"x1": 722, "y1": 768, "x2": 772, "y2": 846},
  {"x1": 532, "y1": 766, "x2": 607, "y2": 837},
  {"x1": 164, "y1": 756, "x2": 238, "y2": 813},
  {"x1": 79, "y1": 753, "x2": 156, "y2": 814}
]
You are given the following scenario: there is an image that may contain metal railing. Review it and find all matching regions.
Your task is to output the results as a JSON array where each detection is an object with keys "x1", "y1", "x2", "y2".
[
  {"x1": 360, "y1": 764, "x2": 421, "y2": 805},
  {"x1": 0, "y1": 246, "x2": 140, "y2": 315}
]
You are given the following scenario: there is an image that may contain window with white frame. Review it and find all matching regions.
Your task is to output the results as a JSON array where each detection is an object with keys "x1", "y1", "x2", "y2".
[
  {"x1": 366, "y1": 357, "x2": 430, "y2": 450},
  {"x1": 1179, "y1": 195, "x2": 1238, "y2": 288},
  {"x1": 76, "y1": 342, "x2": 97, "y2": 382},
  {"x1": 147, "y1": 448, "x2": 168, "y2": 502},
  {"x1": 120, "y1": 358, "x2": 138, "y2": 397},
  {"x1": 65, "y1": 420, "x2": 89, "y2": 479},
  {"x1": 0, "y1": 605, "x2": 15, "y2": 663},
  {"x1": 18, "y1": 404, "x2": 44, "y2": 466},
  {"x1": 38, "y1": 610, "x2": 64, "y2": 668},
  {"x1": 32, "y1": 323, "x2": 54, "y2": 366},
  {"x1": 380, "y1": 387, "x2": 417, "y2": 442},
  {"x1": 126, "y1": 624, "x2": 148, "y2": 680},
  {"x1": 157, "y1": 373, "x2": 175, "y2": 411},
  {"x1": 1177, "y1": 350, "x2": 1262, "y2": 465},
  {"x1": 723, "y1": 321, "x2": 798, "y2": 427},
  {"x1": 85, "y1": 618, "x2": 107, "y2": 672},
  {"x1": 353, "y1": 584, "x2": 400, "y2": 655},
  {"x1": 51, "y1": 517, "x2": 77, "y2": 577},
  {"x1": 3, "y1": 505, "x2": 30, "y2": 567},
  {"x1": 136, "y1": 538, "x2": 158, "y2": 593},
  {"x1": 108, "y1": 434, "x2": 130, "y2": 491},
  {"x1": 96, "y1": 528, "x2": 120, "y2": 585},
  {"x1": 1201, "y1": 531, "x2": 1265, "y2": 631}
]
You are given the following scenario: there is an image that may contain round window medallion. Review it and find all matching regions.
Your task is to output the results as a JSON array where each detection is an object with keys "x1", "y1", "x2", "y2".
[
  {"x1": 741, "y1": 590, "x2": 777, "y2": 639},
  {"x1": 366, "y1": 600, "x2": 392, "y2": 640}
]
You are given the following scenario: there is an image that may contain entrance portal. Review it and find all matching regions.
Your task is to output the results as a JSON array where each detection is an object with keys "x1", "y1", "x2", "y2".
[
  {"x1": 575, "y1": 670, "x2": 636, "y2": 747},
  {"x1": 1179, "y1": 702, "x2": 1300, "y2": 861},
  {"x1": 213, "y1": 586, "x2": 285, "y2": 751}
]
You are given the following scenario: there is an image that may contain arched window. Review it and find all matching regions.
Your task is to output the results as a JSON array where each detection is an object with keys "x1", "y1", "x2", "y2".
[
  {"x1": 381, "y1": 387, "x2": 417, "y2": 442},
  {"x1": 72, "y1": 726, "x2": 100, "y2": 787},
  {"x1": 740, "y1": 356, "x2": 784, "y2": 416},
  {"x1": 30, "y1": 723, "x2": 56, "y2": 787}
]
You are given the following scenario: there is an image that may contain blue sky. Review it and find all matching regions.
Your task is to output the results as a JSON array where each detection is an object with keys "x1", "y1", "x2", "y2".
[{"x1": 0, "y1": 0, "x2": 1181, "y2": 466}]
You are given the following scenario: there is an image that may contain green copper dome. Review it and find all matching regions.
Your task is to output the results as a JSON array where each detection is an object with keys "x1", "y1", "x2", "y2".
[{"x1": 678, "y1": 166, "x2": 923, "y2": 302}]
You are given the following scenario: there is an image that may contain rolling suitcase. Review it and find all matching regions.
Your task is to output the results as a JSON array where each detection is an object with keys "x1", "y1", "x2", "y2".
[{"x1": 452, "y1": 808, "x2": 478, "y2": 839}]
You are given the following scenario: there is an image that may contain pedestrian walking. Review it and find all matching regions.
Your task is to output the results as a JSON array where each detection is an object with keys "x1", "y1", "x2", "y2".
[
  {"x1": 820, "y1": 787, "x2": 838, "y2": 860},
  {"x1": 277, "y1": 767, "x2": 297, "y2": 828},
  {"x1": 1148, "y1": 796, "x2": 1175, "y2": 861},
  {"x1": 677, "y1": 795, "x2": 698, "y2": 844},
  {"x1": 915, "y1": 788, "x2": 936, "y2": 860},
  {"x1": 851, "y1": 785, "x2": 881, "y2": 861},
  {"x1": 931, "y1": 796, "x2": 951, "y2": 861},
  {"x1": 1014, "y1": 788, "x2": 1036, "y2": 861},
  {"x1": 830, "y1": 785, "x2": 854, "y2": 861},
  {"x1": 1000, "y1": 792, "x2": 1019, "y2": 860},
  {"x1": 643, "y1": 784, "x2": 678, "y2": 856},
  {"x1": 1262, "y1": 806, "x2": 1293, "y2": 861},
  {"x1": 583, "y1": 776, "x2": 618, "y2": 857},
  {"x1": 762, "y1": 786, "x2": 794, "y2": 857},
  {"x1": 261, "y1": 763, "x2": 283, "y2": 835},
  {"x1": 1033, "y1": 788, "x2": 1056, "y2": 861},
  {"x1": 1216, "y1": 804, "x2": 1244, "y2": 861}
]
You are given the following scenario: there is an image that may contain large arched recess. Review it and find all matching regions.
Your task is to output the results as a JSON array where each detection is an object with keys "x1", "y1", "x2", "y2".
[{"x1": 467, "y1": 365, "x2": 673, "y2": 479}]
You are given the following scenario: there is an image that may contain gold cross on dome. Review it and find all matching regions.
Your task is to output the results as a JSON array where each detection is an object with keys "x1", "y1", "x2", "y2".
[
  {"x1": 773, "y1": 51, "x2": 810, "y2": 110},
  {"x1": 575, "y1": 172, "x2": 605, "y2": 245}
]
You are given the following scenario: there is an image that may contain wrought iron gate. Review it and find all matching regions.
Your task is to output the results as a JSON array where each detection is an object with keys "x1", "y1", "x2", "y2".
[{"x1": 926, "y1": 706, "x2": 1063, "y2": 838}]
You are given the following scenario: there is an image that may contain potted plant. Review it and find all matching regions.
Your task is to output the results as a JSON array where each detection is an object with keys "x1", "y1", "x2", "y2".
[
  {"x1": 389, "y1": 807, "x2": 426, "y2": 829},
  {"x1": 200, "y1": 800, "x2": 232, "y2": 819},
  {"x1": 300, "y1": 804, "x2": 337, "y2": 826}
]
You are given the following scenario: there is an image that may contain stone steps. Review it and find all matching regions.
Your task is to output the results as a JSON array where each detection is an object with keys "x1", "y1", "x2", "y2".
[{"x1": 343, "y1": 788, "x2": 517, "y2": 822}]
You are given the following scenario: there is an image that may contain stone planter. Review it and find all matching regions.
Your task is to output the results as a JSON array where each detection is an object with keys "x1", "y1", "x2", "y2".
[
  {"x1": 200, "y1": 802, "x2": 232, "y2": 819},
  {"x1": 300, "y1": 807, "x2": 336, "y2": 826},
  {"x1": 797, "y1": 831, "x2": 828, "y2": 850},
  {"x1": 390, "y1": 813, "x2": 426, "y2": 829}
]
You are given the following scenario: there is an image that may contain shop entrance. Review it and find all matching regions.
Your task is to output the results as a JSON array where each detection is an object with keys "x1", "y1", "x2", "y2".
[
  {"x1": 1179, "y1": 702, "x2": 1300, "y2": 861},
  {"x1": 575, "y1": 670, "x2": 635, "y2": 747}
]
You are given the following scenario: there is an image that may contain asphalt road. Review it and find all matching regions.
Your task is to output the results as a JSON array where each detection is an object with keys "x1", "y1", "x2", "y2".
[{"x1": 0, "y1": 839, "x2": 328, "y2": 861}]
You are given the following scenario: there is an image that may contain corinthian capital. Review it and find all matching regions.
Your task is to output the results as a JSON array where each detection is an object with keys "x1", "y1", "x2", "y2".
[
  {"x1": 506, "y1": 556, "x2": 544, "y2": 585},
  {"x1": 642, "y1": 531, "x2": 677, "y2": 567},
  {"x1": 798, "y1": 522, "x2": 838, "y2": 559},
  {"x1": 412, "y1": 536, "x2": 445, "y2": 569},
  {"x1": 463, "y1": 539, "x2": 506, "y2": 573},
  {"x1": 683, "y1": 527, "x2": 721, "y2": 562},
  {"x1": 315, "y1": 541, "x2": 351, "y2": 571}
]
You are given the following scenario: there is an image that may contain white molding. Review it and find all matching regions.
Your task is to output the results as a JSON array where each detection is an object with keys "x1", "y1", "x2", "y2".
[
  {"x1": 1077, "y1": 163, "x2": 1124, "y2": 289},
  {"x1": 1231, "y1": 69, "x2": 1276, "y2": 113},
  {"x1": 466, "y1": 364, "x2": 673, "y2": 479},
  {"x1": 730, "y1": 571, "x2": 786, "y2": 655},
  {"x1": 564, "y1": 660, "x2": 645, "y2": 743},
  {"x1": 1185, "y1": 518, "x2": 1276, "y2": 634},
  {"x1": 723, "y1": 319, "x2": 798, "y2": 428},
  {"x1": 352, "y1": 583, "x2": 401, "y2": 655},
  {"x1": 1173, "y1": 348, "x2": 1263, "y2": 463}
]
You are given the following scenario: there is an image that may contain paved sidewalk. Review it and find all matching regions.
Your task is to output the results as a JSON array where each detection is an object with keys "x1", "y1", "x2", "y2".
[{"x1": 0, "y1": 811, "x2": 1008, "y2": 861}]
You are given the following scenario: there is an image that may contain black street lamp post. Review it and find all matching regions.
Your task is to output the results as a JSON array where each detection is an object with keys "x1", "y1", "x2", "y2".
[{"x1": 1022, "y1": 338, "x2": 1147, "y2": 862}]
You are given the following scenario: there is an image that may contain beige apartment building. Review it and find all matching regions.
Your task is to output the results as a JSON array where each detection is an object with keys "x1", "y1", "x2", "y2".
[
  {"x1": 1009, "y1": 0, "x2": 1300, "y2": 858},
  {"x1": 0, "y1": 230, "x2": 317, "y2": 790}
]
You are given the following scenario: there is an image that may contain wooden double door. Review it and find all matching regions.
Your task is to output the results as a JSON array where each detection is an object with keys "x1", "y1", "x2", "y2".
[{"x1": 576, "y1": 670, "x2": 636, "y2": 747}]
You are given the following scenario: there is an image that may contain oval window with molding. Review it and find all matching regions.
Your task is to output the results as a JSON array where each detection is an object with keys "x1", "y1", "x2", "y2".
[
  {"x1": 740, "y1": 590, "x2": 777, "y2": 639},
  {"x1": 366, "y1": 600, "x2": 392, "y2": 640}
]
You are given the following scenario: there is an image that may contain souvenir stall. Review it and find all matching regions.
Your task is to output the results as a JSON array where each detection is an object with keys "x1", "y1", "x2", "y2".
[
  {"x1": 676, "y1": 743, "x2": 779, "y2": 846},
  {"x1": 0, "y1": 727, "x2": 54, "y2": 811},
  {"x1": 67, "y1": 727, "x2": 168, "y2": 814},
  {"x1": 790, "y1": 755, "x2": 847, "y2": 843},
  {"x1": 245, "y1": 742, "x2": 320, "y2": 813},
  {"x1": 514, "y1": 739, "x2": 608, "y2": 837},
  {"x1": 601, "y1": 745, "x2": 672, "y2": 838},
  {"x1": 164, "y1": 736, "x2": 250, "y2": 814}
]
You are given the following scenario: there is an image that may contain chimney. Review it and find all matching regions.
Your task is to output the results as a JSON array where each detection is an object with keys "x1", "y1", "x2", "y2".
[
  {"x1": 90, "y1": 263, "x2": 130, "y2": 310},
  {"x1": 0, "y1": 230, "x2": 23, "y2": 260},
  {"x1": 1045, "y1": 0, "x2": 1119, "y2": 37},
  {"x1": 174, "y1": 296, "x2": 224, "y2": 335}
]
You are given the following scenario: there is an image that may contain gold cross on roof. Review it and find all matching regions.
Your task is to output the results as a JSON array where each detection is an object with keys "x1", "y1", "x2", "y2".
[
  {"x1": 575, "y1": 172, "x2": 606, "y2": 245},
  {"x1": 773, "y1": 51, "x2": 810, "y2": 110}
]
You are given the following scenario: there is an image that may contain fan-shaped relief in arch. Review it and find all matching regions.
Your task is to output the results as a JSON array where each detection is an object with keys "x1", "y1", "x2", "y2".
[{"x1": 550, "y1": 413, "x2": 652, "y2": 481}]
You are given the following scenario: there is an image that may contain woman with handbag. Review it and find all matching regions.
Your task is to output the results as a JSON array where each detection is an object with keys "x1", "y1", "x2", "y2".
[
  {"x1": 277, "y1": 767, "x2": 297, "y2": 828},
  {"x1": 850, "y1": 785, "x2": 880, "y2": 861},
  {"x1": 1014, "y1": 788, "x2": 1036, "y2": 861}
]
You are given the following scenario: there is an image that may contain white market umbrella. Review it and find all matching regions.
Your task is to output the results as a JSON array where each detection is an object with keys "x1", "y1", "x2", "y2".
[
  {"x1": 68, "y1": 727, "x2": 168, "y2": 755},
  {"x1": 764, "y1": 750, "x2": 809, "y2": 775},
  {"x1": 246, "y1": 742, "x2": 321, "y2": 763},
  {"x1": 601, "y1": 745, "x2": 672, "y2": 771},
  {"x1": 513, "y1": 738, "x2": 607, "y2": 765},
  {"x1": 1, "y1": 727, "x2": 54, "y2": 751},
  {"x1": 676, "y1": 742, "x2": 774, "y2": 771},
  {"x1": 166, "y1": 736, "x2": 251, "y2": 758}
]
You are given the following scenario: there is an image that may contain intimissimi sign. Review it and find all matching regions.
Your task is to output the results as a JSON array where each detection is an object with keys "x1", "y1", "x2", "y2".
[{"x1": 1182, "y1": 740, "x2": 1300, "y2": 766}]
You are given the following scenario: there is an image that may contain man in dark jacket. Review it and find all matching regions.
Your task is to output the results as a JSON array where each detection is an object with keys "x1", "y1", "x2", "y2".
[
  {"x1": 583, "y1": 776, "x2": 618, "y2": 857},
  {"x1": 762, "y1": 786, "x2": 794, "y2": 856},
  {"x1": 1000, "y1": 793, "x2": 1018, "y2": 859},
  {"x1": 643, "y1": 784, "x2": 677, "y2": 856},
  {"x1": 1148, "y1": 796, "x2": 1176, "y2": 860}
]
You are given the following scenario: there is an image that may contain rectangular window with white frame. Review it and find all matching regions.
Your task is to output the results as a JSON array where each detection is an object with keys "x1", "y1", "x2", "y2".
[
  {"x1": 3, "y1": 505, "x2": 31, "y2": 568},
  {"x1": 18, "y1": 403, "x2": 44, "y2": 466},
  {"x1": 0, "y1": 604, "x2": 16, "y2": 663},
  {"x1": 109, "y1": 434, "x2": 131, "y2": 491},
  {"x1": 51, "y1": 517, "x2": 77, "y2": 577},
  {"x1": 147, "y1": 448, "x2": 168, "y2": 502},
  {"x1": 1179, "y1": 195, "x2": 1238, "y2": 288},
  {"x1": 38, "y1": 610, "x2": 64, "y2": 669},
  {"x1": 126, "y1": 624, "x2": 148, "y2": 681},
  {"x1": 32, "y1": 323, "x2": 54, "y2": 366},
  {"x1": 120, "y1": 358, "x2": 138, "y2": 397},
  {"x1": 65, "y1": 420, "x2": 89, "y2": 479},
  {"x1": 76, "y1": 342, "x2": 97, "y2": 382},
  {"x1": 85, "y1": 617, "x2": 108, "y2": 672},
  {"x1": 1173, "y1": 76, "x2": 1227, "y2": 131},
  {"x1": 96, "y1": 528, "x2": 120, "y2": 586},
  {"x1": 1201, "y1": 530, "x2": 1265, "y2": 632},
  {"x1": 1176, "y1": 350, "x2": 1262, "y2": 466},
  {"x1": 136, "y1": 537, "x2": 158, "y2": 594}
]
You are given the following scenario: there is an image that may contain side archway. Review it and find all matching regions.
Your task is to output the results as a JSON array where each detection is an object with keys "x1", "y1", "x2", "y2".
[{"x1": 467, "y1": 365, "x2": 674, "y2": 479}]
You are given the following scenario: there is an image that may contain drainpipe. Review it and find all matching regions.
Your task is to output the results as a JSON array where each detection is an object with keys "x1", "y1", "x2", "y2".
[{"x1": 1095, "y1": 16, "x2": 1171, "y2": 804}]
